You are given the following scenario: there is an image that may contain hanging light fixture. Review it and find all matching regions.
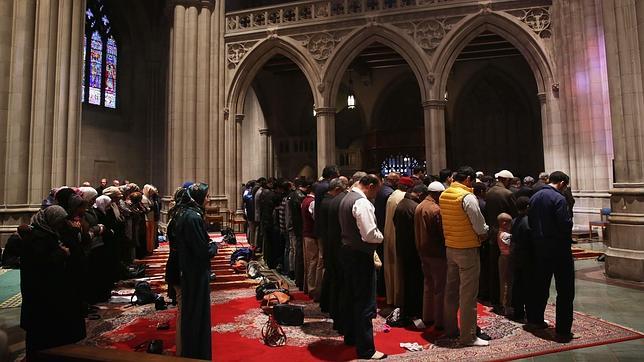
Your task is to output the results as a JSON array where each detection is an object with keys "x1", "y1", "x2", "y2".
[{"x1": 347, "y1": 70, "x2": 356, "y2": 109}]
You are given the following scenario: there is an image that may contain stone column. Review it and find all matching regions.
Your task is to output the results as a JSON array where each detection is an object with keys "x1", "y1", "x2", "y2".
[
  {"x1": 167, "y1": 0, "x2": 216, "y2": 190},
  {"x1": 422, "y1": 100, "x2": 447, "y2": 175},
  {"x1": 3, "y1": 0, "x2": 35, "y2": 205},
  {"x1": 601, "y1": 0, "x2": 644, "y2": 281},
  {"x1": 234, "y1": 113, "x2": 243, "y2": 209},
  {"x1": 259, "y1": 128, "x2": 271, "y2": 177},
  {"x1": 315, "y1": 107, "x2": 336, "y2": 177},
  {"x1": 552, "y1": 0, "x2": 614, "y2": 227}
]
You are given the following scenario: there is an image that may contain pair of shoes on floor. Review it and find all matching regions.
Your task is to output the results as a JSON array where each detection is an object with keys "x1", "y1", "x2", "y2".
[{"x1": 555, "y1": 332, "x2": 580, "y2": 343}]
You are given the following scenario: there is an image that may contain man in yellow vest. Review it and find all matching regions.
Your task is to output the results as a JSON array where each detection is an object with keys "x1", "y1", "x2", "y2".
[{"x1": 440, "y1": 166, "x2": 490, "y2": 347}]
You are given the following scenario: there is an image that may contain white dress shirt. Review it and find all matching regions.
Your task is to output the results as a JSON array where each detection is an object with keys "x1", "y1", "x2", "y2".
[
  {"x1": 462, "y1": 193, "x2": 489, "y2": 235},
  {"x1": 351, "y1": 187, "x2": 384, "y2": 244}
]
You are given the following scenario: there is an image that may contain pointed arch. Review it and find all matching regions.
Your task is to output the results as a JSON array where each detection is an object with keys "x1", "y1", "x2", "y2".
[
  {"x1": 431, "y1": 11, "x2": 555, "y2": 99},
  {"x1": 227, "y1": 36, "x2": 321, "y2": 115},
  {"x1": 322, "y1": 24, "x2": 431, "y2": 106}
]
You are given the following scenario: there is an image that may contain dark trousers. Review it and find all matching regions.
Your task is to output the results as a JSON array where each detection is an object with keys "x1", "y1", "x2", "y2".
[
  {"x1": 487, "y1": 239, "x2": 500, "y2": 306},
  {"x1": 341, "y1": 246, "x2": 376, "y2": 359},
  {"x1": 511, "y1": 263, "x2": 530, "y2": 319},
  {"x1": 533, "y1": 247, "x2": 575, "y2": 335},
  {"x1": 478, "y1": 243, "x2": 490, "y2": 301}
]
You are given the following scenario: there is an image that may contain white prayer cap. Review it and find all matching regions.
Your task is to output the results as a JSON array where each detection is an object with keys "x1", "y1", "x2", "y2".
[
  {"x1": 427, "y1": 181, "x2": 445, "y2": 192},
  {"x1": 495, "y1": 170, "x2": 514, "y2": 179}
]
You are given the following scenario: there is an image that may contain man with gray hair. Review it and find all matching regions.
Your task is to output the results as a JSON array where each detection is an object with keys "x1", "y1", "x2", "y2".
[
  {"x1": 351, "y1": 171, "x2": 368, "y2": 186},
  {"x1": 533, "y1": 172, "x2": 549, "y2": 192}
]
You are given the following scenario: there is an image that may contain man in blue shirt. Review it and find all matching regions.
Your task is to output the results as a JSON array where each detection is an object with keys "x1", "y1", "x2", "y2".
[{"x1": 528, "y1": 171, "x2": 576, "y2": 342}]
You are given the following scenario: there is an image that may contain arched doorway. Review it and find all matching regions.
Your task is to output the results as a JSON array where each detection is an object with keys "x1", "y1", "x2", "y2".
[
  {"x1": 446, "y1": 31, "x2": 544, "y2": 176},
  {"x1": 241, "y1": 54, "x2": 317, "y2": 180},
  {"x1": 332, "y1": 41, "x2": 425, "y2": 175}
]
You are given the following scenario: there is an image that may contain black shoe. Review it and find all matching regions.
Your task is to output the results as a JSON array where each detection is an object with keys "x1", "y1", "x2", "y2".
[
  {"x1": 477, "y1": 330, "x2": 491, "y2": 341},
  {"x1": 555, "y1": 332, "x2": 580, "y2": 343},
  {"x1": 526, "y1": 321, "x2": 549, "y2": 330}
]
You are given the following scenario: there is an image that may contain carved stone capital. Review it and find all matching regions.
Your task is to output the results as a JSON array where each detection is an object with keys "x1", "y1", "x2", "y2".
[
  {"x1": 259, "y1": 128, "x2": 271, "y2": 136},
  {"x1": 315, "y1": 107, "x2": 336, "y2": 116},
  {"x1": 422, "y1": 100, "x2": 447, "y2": 109},
  {"x1": 235, "y1": 114, "x2": 245, "y2": 123},
  {"x1": 537, "y1": 92, "x2": 547, "y2": 104}
]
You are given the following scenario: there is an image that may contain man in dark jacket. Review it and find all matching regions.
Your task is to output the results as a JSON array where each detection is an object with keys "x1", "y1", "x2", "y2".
[
  {"x1": 326, "y1": 177, "x2": 349, "y2": 333},
  {"x1": 374, "y1": 172, "x2": 399, "y2": 296},
  {"x1": 483, "y1": 169, "x2": 518, "y2": 308},
  {"x1": 528, "y1": 171, "x2": 576, "y2": 342},
  {"x1": 510, "y1": 196, "x2": 533, "y2": 321},
  {"x1": 393, "y1": 184, "x2": 428, "y2": 319},
  {"x1": 287, "y1": 178, "x2": 308, "y2": 289}
]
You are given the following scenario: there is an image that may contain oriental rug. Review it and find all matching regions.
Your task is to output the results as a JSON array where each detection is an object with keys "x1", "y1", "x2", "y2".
[{"x1": 79, "y1": 236, "x2": 644, "y2": 361}]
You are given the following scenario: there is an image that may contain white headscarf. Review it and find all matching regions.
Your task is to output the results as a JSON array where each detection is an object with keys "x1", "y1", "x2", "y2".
[
  {"x1": 93, "y1": 195, "x2": 112, "y2": 214},
  {"x1": 79, "y1": 186, "x2": 98, "y2": 203}
]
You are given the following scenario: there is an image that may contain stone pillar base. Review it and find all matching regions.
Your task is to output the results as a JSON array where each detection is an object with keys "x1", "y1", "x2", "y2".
[
  {"x1": 605, "y1": 248, "x2": 644, "y2": 282},
  {"x1": 605, "y1": 186, "x2": 644, "y2": 282}
]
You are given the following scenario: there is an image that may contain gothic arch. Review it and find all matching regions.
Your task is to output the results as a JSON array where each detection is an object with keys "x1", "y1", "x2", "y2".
[
  {"x1": 431, "y1": 11, "x2": 555, "y2": 99},
  {"x1": 322, "y1": 24, "x2": 431, "y2": 106},
  {"x1": 227, "y1": 36, "x2": 321, "y2": 115}
]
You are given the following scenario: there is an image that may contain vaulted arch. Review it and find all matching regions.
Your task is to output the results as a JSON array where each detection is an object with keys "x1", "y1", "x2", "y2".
[
  {"x1": 322, "y1": 23, "x2": 431, "y2": 106},
  {"x1": 431, "y1": 11, "x2": 555, "y2": 98},
  {"x1": 227, "y1": 36, "x2": 322, "y2": 115}
]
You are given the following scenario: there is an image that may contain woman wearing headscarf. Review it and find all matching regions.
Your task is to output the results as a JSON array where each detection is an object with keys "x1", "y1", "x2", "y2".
[
  {"x1": 21, "y1": 206, "x2": 86, "y2": 358},
  {"x1": 171, "y1": 183, "x2": 212, "y2": 359},
  {"x1": 91, "y1": 195, "x2": 115, "y2": 300},
  {"x1": 142, "y1": 184, "x2": 159, "y2": 254},
  {"x1": 103, "y1": 186, "x2": 128, "y2": 280},
  {"x1": 127, "y1": 191, "x2": 149, "y2": 259}
]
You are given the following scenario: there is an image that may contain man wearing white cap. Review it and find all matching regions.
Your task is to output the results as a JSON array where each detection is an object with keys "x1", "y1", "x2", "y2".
[
  {"x1": 414, "y1": 181, "x2": 447, "y2": 328},
  {"x1": 483, "y1": 169, "x2": 518, "y2": 311}
]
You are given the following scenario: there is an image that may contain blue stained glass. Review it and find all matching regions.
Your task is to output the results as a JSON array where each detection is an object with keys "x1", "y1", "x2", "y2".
[
  {"x1": 88, "y1": 31, "x2": 102, "y2": 105},
  {"x1": 104, "y1": 36, "x2": 117, "y2": 108}
]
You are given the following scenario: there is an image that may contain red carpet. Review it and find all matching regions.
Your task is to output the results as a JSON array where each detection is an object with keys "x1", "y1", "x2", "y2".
[{"x1": 82, "y1": 234, "x2": 644, "y2": 361}]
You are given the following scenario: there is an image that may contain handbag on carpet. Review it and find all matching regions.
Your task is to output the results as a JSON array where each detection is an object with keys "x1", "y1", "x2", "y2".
[
  {"x1": 131, "y1": 281, "x2": 157, "y2": 305},
  {"x1": 273, "y1": 304, "x2": 304, "y2": 326},
  {"x1": 262, "y1": 314, "x2": 286, "y2": 347},
  {"x1": 261, "y1": 291, "x2": 290, "y2": 314}
]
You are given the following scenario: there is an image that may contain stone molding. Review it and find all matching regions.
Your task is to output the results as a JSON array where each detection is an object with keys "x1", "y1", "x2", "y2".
[
  {"x1": 314, "y1": 107, "x2": 336, "y2": 116},
  {"x1": 168, "y1": 0, "x2": 215, "y2": 11},
  {"x1": 259, "y1": 128, "x2": 271, "y2": 136},
  {"x1": 422, "y1": 100, "x2": 446, "y2": 109}
]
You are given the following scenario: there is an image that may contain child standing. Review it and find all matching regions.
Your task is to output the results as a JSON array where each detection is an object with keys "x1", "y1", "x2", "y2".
[{"x1": 497, "y1": 213, "x2": 513, "y2": 316}]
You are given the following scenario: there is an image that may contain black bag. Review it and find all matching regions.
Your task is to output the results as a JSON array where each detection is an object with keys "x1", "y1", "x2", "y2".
[
  {"x1": 127, "y1": 264, "x2": 146, "y2": 278},
  {"x1": 146, "y1": 339, "x2": 163, "y2": 354},
  {"x1": 208, "y1": 240, "x2": 218, "y2": 258},
  {"x1": 131, "y1": 281, "x2": 157, "y2": 305},
  {"x1": 256, "y1": 282, "x2": 278, "y2": 300},
  {"x1": 273, "y1": 304, "x2": 304, "y2": 326}
]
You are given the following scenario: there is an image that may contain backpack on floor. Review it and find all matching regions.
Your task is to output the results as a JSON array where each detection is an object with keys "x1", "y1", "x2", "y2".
[{"x1": 273, "y1": 304, "x2": 304, "y2": 326}]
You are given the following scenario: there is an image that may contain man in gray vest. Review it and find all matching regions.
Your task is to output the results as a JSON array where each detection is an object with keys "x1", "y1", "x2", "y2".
[{"x1": 339, "y1": 174, "x2": 386, "y2": 360}]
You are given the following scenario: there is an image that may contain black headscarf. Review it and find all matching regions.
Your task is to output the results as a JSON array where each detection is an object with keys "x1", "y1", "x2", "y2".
[
  {"x1": 30, "y1": 205, "x2": 68, "y2": 237},
  {"x1": 186, "y1": 183, "x2": 209, "y2": 209},
  {"x1": 55, "y1": 188, "x2": 76, "y2": 211}
]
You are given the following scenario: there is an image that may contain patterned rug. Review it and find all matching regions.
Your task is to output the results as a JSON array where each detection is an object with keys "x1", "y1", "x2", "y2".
[{"x1": 78, "y1": 238, "x2": 644, "y2": 361}]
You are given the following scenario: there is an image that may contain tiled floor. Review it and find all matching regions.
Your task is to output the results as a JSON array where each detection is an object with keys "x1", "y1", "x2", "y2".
[{"x1": 1, "y1": 243, "x2": 642, "y2": 361}]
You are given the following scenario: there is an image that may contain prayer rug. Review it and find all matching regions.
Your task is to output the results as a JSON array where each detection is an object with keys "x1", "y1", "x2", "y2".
[
  {"x1": 0, "y1": 268, "x2": 21, "y2": 308},
  {"x1": 79, "y1": 237, "x2": 643, "y2": 361}
]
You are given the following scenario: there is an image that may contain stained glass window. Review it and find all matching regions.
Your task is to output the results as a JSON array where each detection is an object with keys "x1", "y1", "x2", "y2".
[
  {"x1": 82, "y1": 0, "x2": 117, "y2": 108},
  {"x1": 105, "y1": 36, "x2": 117, "y2": 108},
  {"x1": 88, "y1": 31, "x2": 102, "y2": 105},
  {"x1": 81, "y1": 35, "x2": 86, "y2": 102}
]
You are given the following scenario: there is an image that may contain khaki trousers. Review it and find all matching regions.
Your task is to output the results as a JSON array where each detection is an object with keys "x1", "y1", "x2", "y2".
[
  {"x1": 304, "y1": 236, "x2": 323, "y2": 300},
  {"x1": 420, "y1": 255, "x2": 447, "y2": 326},
  {"x1": 498, "y1": 254, "x2": 512, "y2": 310},
  {"x1": 444, "y1": 247, "x2": 480, "y2": 344}
]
